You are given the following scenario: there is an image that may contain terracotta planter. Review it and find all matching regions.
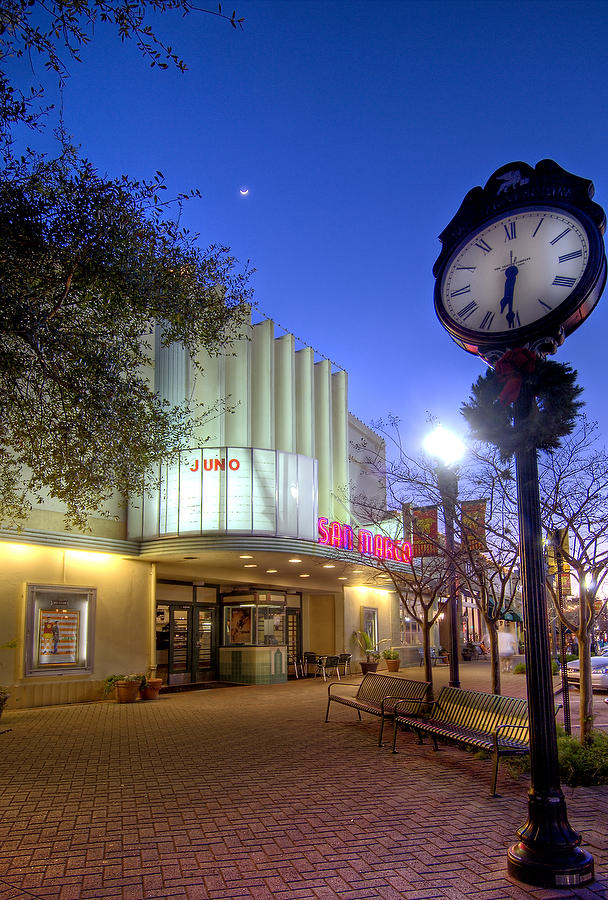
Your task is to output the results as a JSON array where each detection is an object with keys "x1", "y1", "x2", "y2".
[
  {"x1": 385, "y1": 658, "x2": 400, "y2": 672},
  {"x1": 139, "y1": 678, "x2": 163, "y2": 701},
  {"x1": 360, "y1": 661, "x2": 379, "y2": 675},
  {"x1": 115, "y1": 680, "x2": 140, "y2": 703}
]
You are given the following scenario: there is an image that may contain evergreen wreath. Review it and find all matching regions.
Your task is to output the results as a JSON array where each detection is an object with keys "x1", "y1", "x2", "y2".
[{"x1": 461, "y1": 350, "x2": 583, "y2": 460}]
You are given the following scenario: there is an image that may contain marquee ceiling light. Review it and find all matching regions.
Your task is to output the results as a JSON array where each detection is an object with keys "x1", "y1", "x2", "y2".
[
  {"x1": 299, "y1": 573, "x2": 310, "y2": 578},
  {"x1": 243, "y1": 564, "x2": 257, "y2": 568},
  {"x1": 338, "y1": 576, "x2": 347, "y2": 581},
  {"x1": 322, "y1": 564, "x2": 335, "y2": 569},
  {"x1": 266, "y1": 569, "x2": 278, "y2": 574},
  {"x1": 239, "y1": 555, "x2": 253, "y2": 559},
  {"x1": 288, "y1": 558, "x2": 302, "y2": 563}
]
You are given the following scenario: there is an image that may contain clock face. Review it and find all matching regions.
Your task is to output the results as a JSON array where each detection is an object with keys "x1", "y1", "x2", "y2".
[{"x1": 438, "y1": 206, "x2": 592, "y2": 338}]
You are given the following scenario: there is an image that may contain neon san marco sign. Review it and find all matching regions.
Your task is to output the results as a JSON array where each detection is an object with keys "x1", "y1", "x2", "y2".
[{"x1": 318, "y1": 517, "x2": 412, "y2": 562}]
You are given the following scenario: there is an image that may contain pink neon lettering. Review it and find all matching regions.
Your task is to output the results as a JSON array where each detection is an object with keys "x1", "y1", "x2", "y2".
[
  {"x1": 374, "y1": 535, "x2": 384, "y2": 558},
  {"x1": 358, "y1": 530, "x2": 373, "y2": 554},
  {"x1": 342, "y1": 525, "x2": 354, "y2": 551},
  {"x1": 318, "y1": 517, "x2": 330, "y2": 544},
  {"x1": 383, "y1": 537, "x2": 395, "y2": 560},
  {"x1": 330, "y1": 521, "x2": 342, "y2": 548},
  {"x1": 402, "y1": 541, "x2": 412, "y2": 562}
]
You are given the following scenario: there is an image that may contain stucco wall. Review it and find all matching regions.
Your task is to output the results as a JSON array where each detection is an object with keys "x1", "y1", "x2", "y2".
[{"x1": 0, "y1": 541, "x2": 153, "y2": 708}]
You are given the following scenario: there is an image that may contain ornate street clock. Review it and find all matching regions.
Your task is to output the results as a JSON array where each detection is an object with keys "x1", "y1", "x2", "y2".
[{"x1": 433, "y1": 160, "x2": 607, "y2": 361}]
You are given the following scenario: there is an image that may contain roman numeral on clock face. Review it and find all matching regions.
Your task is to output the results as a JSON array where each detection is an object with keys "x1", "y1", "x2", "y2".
[
  {"x1": 479, "y1": 310, "x2": 495, "y2": 330},
  {"x1": 458, "y1": 300, "x2": 478, "y2": 321},
  {"x1": 474, "y1": 238, "x2": 492, "y2": 254},
  {"x1": 503, "y1": 222, "x2": 516, "y2": 241},
  {"x1": 552, "y1": 275, "x2": 577, "y2": 287},
  {"x1": 450, "y1": 285, "x2": 471, "y2": 297},
  {"x1": 558, "y1": 250, "x2": 583, "y2": 263}
]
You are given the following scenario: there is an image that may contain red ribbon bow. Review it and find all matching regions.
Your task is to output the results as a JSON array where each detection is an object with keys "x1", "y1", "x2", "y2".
[{"x1": 494, "y1": 348, "x2": 537, "y2": 405}]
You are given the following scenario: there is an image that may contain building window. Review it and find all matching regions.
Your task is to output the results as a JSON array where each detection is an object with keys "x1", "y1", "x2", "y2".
[
  {"x1": 25, "y1": 585, "x2": 96, "y2": 676},
  {"x1": 223, "y1": 594, "x2": 286, "y2": 646},
  {"x1": 399, "y1": 607, "x2": 422, "y2": 645}
]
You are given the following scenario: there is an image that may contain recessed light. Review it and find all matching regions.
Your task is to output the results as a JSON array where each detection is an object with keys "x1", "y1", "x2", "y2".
[
  {"x1": 338, "y1": 576, "x2": 348, "y2": 581},
  {"x1": 288, "y1": 558, "x2": 302, "y2": 563},
  {"x1": 299, "y1": 573, "x2": 310, "y2": 578},
  {"x1": 243, "y1": 564, "x2": 257, "y2": 568},
  {"x1": 239, "y1": 555, "x2": 253, "y2": 559},
  {"x1": 323, "y1": 564, "x2": 335, "y2": 569},
  {"x1": 266, "y1": 569, "x2": 278, "y2": 574}
]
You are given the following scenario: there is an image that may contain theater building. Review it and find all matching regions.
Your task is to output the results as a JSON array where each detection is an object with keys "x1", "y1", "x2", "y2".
[{"x1": 0, "y1": 317, "x2": 423, "y2": 709}]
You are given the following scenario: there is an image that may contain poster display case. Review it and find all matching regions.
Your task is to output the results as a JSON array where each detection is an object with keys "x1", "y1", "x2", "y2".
[{"x1": 25, "y1": 584, "x2": 95, "y2": 675}]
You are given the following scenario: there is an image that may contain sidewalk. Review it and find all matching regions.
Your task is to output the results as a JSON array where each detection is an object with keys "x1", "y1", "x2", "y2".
[{"x1": 0, "y1": 664, "x2": 605, "y2": 900}]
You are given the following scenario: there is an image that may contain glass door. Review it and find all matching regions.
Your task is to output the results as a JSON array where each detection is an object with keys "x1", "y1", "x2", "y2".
[
  {"x1": 169, "y1": 605, "x2": 191, "y2": 685},
  {"x1": 286, "y1": 607, "x2": 301, "y2": 677},
  {"x1": 156, "y1": 602, "x2": 218, "y2": 685},
  {"x1": 193, "y1": 606, "x2": 218, "y2": 682}
]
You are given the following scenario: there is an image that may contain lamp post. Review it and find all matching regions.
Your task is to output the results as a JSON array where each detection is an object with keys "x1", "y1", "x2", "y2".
[{"x1": 424, "y1": 426, "x2": 464, "y2": 689}]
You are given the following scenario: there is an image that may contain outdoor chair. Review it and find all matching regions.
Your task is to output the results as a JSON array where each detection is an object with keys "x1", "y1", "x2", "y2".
[
  {"x1": 338, "y1": 653, "x2": 352, "y2": 675},
  {"x1": 315, "y1": 655, "x2": 341, "y2": 681},
  {"x1": 302, "y1": 652, "x2": 319, "y2": 676}
]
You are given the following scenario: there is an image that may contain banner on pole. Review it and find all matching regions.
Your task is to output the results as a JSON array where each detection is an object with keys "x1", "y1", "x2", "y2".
[
  {"x1": 412, "y1": 505, "x2": 438, "y2": 557},
  {"x1": 461, "y1": 499, "x2": 487, "y2": 551}
]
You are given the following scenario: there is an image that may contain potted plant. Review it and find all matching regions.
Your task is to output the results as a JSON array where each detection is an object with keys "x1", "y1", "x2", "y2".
[
  {"x1": 103, "y1": 673, "x2": 143, "y2": 703},
  {"x1": 352, "y1": 630, "x2": 387, "y2": 674},
  {"x1": 382, "y1": 648, "x2": 400, "y2": 672},
  {"x1": 139, "y1": 673, "x2": 163, "y2": 700}
]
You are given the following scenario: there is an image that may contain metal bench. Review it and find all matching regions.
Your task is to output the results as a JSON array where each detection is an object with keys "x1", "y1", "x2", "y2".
[
  {"x1": 325, "y1": 672, "x2": 430, "y2": 746},
  {"x1": 392, "y1": 685, "x2": 534, "y2": 796}
]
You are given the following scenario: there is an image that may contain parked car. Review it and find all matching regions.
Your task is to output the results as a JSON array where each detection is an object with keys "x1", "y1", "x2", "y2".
[{"x1": 566, "y1": 656, "x2": 608, "y2": 690}]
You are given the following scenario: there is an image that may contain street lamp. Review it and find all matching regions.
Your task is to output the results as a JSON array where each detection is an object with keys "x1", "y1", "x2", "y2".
[{"x1": 424, "y1": 425, "x2": 464, "y2": 688}]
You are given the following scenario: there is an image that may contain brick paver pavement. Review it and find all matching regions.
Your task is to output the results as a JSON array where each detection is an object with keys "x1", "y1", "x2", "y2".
[{"x1": 0, "y1": 663, "x2": 606, "y2": 900}]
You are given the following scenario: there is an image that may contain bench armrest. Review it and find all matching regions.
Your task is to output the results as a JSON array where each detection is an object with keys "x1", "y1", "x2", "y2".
[
  {"x1": 494, "y1": 721, "x2": 528, "y2": 742},
  {"x1": 327, "y1": 682, "x2": 360, "y2": 699},
  {"x1": 395, "y1": 695, "x2": 434, "y2": 717}
]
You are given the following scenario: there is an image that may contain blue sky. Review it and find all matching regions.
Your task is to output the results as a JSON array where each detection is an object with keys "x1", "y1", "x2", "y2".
[{"x1": 10, "y1": 0, "x2": 608, "y2": 452}]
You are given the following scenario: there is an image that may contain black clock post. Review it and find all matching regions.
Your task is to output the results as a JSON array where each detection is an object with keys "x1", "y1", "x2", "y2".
[{"x1": 432, "y1": 160, "x2": 606, "y2": 889}]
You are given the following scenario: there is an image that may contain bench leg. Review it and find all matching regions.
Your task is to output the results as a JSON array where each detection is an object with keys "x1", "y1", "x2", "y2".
[
  {"x1": 378, "y1": 714, "x2": 388, "y2": 746},
  {"x1": 491, "y1": 753, "x2": 500, "y2": 797},
  {"x1": 325, "y1": 698, "x2": 332, "y2": 722}
]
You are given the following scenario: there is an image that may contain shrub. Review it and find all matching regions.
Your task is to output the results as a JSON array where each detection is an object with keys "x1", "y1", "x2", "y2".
[
  {"x1": 506, "y1": 728, "x2": 608, "y2": 787},
  {"x1": 557, "y1": 728, "x2": 608, "y2": 787},
  {"x1": 512, "y1": 660, "x2": 559, "y2": 675}
]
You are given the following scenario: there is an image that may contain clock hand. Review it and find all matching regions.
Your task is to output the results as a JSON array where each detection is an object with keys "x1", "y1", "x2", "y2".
[{"x1": 500, "y1": 264, "x2": 519, "y2": 328}]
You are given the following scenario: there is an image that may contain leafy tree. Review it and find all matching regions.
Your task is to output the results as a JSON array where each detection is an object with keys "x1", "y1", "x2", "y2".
[
  {"x1": 0, "y1": 145, "x2": 252, "y2": 528},
  {"x1": 0, "y1": 1, "x2": 252, "y2": 528},
  {"x1": 539, "y1": 417, "x2": 608, "y2": 742}
]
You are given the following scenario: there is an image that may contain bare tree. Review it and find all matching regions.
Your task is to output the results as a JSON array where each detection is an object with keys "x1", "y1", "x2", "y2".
[
  {"x1": 539, "y1": 417, "x2": 608, "y2": 741},
  {"x1": 455, "y1": 445, "x2": 521, "y2": 694}
]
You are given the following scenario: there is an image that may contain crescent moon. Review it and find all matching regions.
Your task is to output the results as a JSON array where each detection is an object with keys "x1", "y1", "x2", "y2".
[{"x1": 240, "y1": 187, "x2": 249, "y2": 196}]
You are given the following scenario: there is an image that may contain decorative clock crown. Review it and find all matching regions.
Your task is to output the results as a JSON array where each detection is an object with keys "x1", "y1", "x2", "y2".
[{"x1": 433, "y1": 159, "x2": 606, "y2": 281}]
